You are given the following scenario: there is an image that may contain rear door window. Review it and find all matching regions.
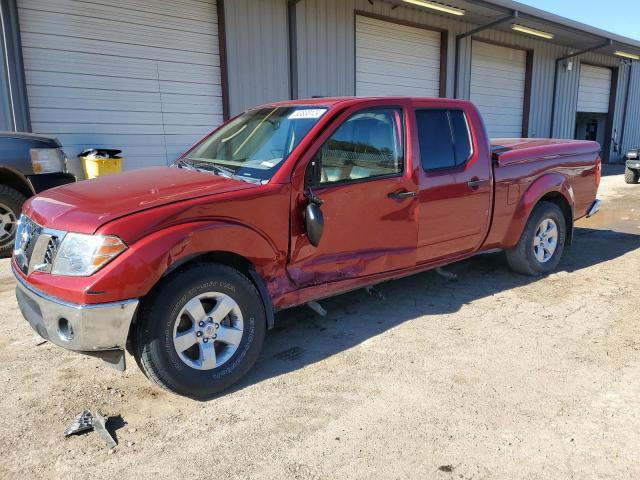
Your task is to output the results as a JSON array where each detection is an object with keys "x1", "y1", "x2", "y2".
[{"x1": 416, "y1": 109, "x2": 472, "y2": 171}]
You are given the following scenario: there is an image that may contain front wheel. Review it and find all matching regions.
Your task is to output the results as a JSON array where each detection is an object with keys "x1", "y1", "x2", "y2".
[
  {"x1": 133, "y1": 264, "x2": 266, "y2": 399},
  {"x1": 505, "y1": 201, "x2": 566, "y2": 276}
]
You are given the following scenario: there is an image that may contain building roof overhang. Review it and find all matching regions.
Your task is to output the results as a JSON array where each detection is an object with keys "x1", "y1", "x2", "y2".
[{"x1": 387, "y1": 0, "x2": 640, "y2": 59}]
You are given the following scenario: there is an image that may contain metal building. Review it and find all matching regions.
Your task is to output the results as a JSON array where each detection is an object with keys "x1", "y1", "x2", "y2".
[{"x1": 1, "y1": 0, "x2": 639, "y2": 174}]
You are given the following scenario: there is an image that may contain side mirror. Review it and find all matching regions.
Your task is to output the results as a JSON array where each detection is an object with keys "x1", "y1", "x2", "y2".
[{"x1": 305, "y1": 202, "x2": 324, "y2": 247}]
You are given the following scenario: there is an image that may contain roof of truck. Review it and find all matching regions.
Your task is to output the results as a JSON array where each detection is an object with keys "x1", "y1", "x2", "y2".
[{"x1": 264, "y1": 96, "x2": 473, "y2": 108}]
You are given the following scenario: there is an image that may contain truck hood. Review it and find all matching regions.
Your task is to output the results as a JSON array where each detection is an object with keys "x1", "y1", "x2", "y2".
[{"x1": 24, "y1": 166, "x2": 256, "y2": 233}]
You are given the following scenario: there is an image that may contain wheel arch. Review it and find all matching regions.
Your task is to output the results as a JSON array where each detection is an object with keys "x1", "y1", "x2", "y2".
[
  {"x1": 0, "y1": 167, "x2": 35, "y2": 199},
  {"x1": 503, "y1": 173, "x2": 575, "y2": 248},
  {"x1": 537, "y1": 191, "x2": 573, "y2": 245},
  {"x1": 161, "y1": 250, "x2": 275, "y2": 329},
  {"x1": 126, "y1": 249, "x2": 276, "y2": 359}
]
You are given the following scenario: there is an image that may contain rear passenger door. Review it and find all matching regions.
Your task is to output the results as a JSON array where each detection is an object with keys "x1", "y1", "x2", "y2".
[
  {"x1": 413, "y1": 105, "x2": 492, "y2": 263},
  {"x1": 287, "y1": 104, "x2": 419, "y2": 286}
]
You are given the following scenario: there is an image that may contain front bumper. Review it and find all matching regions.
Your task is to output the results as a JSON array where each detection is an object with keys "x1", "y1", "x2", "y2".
[
  {"x1": 14, "y1": 269, "x2": 138, "y2": 355},
  {"x1": 626, "y1": 159, "x2": 640, "y2": 170}
]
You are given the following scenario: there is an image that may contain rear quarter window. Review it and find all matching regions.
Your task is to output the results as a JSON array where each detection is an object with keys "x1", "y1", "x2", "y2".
[{"x1": 416, "y1": 109, "x2": 473, "y2": 171}]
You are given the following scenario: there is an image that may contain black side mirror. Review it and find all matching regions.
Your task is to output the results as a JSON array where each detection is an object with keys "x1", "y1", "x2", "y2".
[{"x1": 304, "y1": 192, "x2": 324, "y2": 247}]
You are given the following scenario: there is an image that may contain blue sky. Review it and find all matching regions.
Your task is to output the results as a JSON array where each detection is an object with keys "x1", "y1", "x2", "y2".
[{"x1": 518, "y1": 0, "x2": 640, "y2": 41}]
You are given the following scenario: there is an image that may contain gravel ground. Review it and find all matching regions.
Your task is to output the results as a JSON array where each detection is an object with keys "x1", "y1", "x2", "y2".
[{"x1": 0, "y1": 168, "x2": 639, "y2": 480}]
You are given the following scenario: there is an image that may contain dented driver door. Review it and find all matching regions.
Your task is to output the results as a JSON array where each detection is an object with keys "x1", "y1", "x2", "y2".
[{"x1": 287, "y1": 103, "x2": 419, "y2": 287}]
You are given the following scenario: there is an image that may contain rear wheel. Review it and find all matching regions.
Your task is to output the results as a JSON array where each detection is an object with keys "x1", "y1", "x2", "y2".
[
  {"x1": 0, "y1": 185, "x2": 26, "y2": 257},
  {"x1": 506, "y1": 201, "x2": 566, "y2": 276},
  {"x1": 133, "y1": 264, "x2": 266, "y2": 399},
  {"x1": 624, "y1": 167, "x2": 639, "y2": 184}
]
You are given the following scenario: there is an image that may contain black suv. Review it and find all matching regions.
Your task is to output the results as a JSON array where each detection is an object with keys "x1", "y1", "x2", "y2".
[
  {"x1": 0, "y1": 132, "x2": 76, "y2": 255},
  {"x1": 625, "y1": 148, "x2": 640, "y2": 184}
]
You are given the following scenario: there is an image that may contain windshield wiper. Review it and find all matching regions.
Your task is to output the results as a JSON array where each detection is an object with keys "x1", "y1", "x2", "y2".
[
  {"x1": 174, "y1": 158, "x2": 200, "y2": 171},
  {"x1": 208, "y1": 164, "x2": 235, "y2": 179},
  {"x1": 179, "y1": 158, "x2": 257, "y2": 184}
]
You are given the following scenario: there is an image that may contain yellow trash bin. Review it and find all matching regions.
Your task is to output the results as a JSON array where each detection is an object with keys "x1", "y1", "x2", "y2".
[{"x1": 80, "y1": 149, "x2": 123, "y2": 179}]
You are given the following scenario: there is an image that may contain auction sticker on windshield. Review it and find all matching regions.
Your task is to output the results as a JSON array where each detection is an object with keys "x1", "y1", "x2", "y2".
[{"x1": 288, "y1": 109, "x2": 327, "y2": 119}]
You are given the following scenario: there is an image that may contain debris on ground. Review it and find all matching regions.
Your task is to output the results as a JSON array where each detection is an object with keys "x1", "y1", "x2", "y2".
[
  {"x1": 63, "y1": 410, "x2": 118, "y2": 449},
  {"x1": 435, "y1": 267, "x2": 458, "y2": 281},
  {"x1": 365, "y1": 285, "x2": 386, "y2": 300},
  {"x1": 307, "y1": 301, "x2": 327, "y2": 316},
  {"x1": 63, "y1": 410, "x2": 94, "y2": 437}
]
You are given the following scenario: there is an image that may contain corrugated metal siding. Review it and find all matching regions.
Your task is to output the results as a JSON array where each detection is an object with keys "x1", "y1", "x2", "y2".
[
  {"x1": 293, "y1": 0, "x2": 638, "y2": 154},
  {"x1": 622, "y1": 61, "x2": 640, "y2": 153},
  {"x1": 296, "y1": 0, "x2": 460, "y2": 99},
  {"x1": 18, "y1": 0, "x2": 223, "y2": 174},
  {"x1": 295, "y1": 0, "x2": 565, "y2": 138},
  {"x1": 608, "y1": 61, "x2": 630, "y2": 162},
  {"x1": 0, "y1": 27, "x2": 14, "y2": 131},
  {"x1": 552, "y1": 60, "x2": 580, "y2": 139},
  {"x1": 470, "y1": 41, "x2": 526, "y2": 137},
  {"x1": 457, "y1": 30, "x2": 566, "y2": 139},
  {"x1": 552, "y1": 51, "x2": 621, "y2": 140},
  {"x1": 224, "y1": 0, "x2": 289, "y2": 115},
  {"x1": 355, "y1": 15, "x2": 441, "y2": 97}
]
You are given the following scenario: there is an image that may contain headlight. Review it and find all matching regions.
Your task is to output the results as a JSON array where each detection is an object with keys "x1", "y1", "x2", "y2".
[
  {"x1": 627, "y1": 151, "x2": 638, "y2": 159},
  {"x1": 51, "y1": 233, "x2": 127, "y2": 276},
  {"x1": 30, "y1": 147, "x2": 67, "y2": 174}
]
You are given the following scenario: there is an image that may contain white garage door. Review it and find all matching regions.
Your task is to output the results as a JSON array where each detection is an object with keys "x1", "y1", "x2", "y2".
[
  {"x1": 577, "y1": 64, "x2": 611, "y2": 113},
  {"x1": 18, "y1": 0, "x2": 223, "y2": 174},
  {"x1": 470, "y1": 41, "x2": 526, "y2": 138},
  {"x1": 355, "y1": 15, "x2": 441, "y2": 97}
]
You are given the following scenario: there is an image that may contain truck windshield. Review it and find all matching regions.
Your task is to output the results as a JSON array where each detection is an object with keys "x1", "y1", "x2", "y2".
[{"x1": 182, "y1": 106, "x2": 328, "y2": 182}]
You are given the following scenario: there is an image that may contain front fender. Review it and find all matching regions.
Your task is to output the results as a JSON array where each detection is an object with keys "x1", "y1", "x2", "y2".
[
  {"x1": 502, "y1": 173, "x2": 574, "y2": 248},
  {"x1": 23, "y1": 220, "x2": 290, "y2": 306},
  {"x1": 105, "y1": 220, "x2": 288, "y2": 300}
]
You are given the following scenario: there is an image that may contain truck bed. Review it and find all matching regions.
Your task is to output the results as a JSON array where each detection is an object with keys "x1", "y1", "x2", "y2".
[
  {"x1": 483, "y1": 138, "x2": 601, "y2": 250},
  {"x1": 491, "y1": 138, "x2": 600, "y2": 167}
]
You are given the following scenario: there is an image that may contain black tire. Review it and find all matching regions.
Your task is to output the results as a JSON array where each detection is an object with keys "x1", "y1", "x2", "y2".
[
  {"x1": 505, "y1": 201, "x2": 566, "y2": 276},
  {"x1": 133, "y1": 264, "x2": 266, "y2": 399},
  {"x1": 0, "y1": 185, "x2": 27, "y2": 257},
  {"x1": 624, "y1": 167, "x2": 639, "y2": 184}
]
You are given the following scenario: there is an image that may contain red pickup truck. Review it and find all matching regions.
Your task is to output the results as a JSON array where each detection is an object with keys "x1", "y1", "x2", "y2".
[{"x1": 12, "y1": 97, "x2": 601, "y2": 399}]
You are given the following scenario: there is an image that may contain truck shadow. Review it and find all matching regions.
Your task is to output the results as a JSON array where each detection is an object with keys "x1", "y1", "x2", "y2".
[
  {"x1": 601, "y1": 164, "x2": 624, "y2": 177},
  {"x1": 228, "y1": 227, "x2": 640, "y2": 396}
]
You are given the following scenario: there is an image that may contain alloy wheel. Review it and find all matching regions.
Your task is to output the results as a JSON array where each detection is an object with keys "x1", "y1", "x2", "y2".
[
  {"x1": 172, "y1": 292, "x2": 244, "y2": 370},
  {"x1": 0, "y1": 203, "x2": 17, "y2": 243},
  {"x1": 533, "y1": 218, "x2": 558, "y2": 263}
]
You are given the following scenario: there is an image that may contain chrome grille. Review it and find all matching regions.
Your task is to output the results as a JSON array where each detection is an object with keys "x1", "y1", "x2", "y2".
[
  {"x1": 14, "y1": 215, "x2": 66, "y2": 275},
  {"x1": 43, "y1": 237, "x2": 58, "y2": 265}
]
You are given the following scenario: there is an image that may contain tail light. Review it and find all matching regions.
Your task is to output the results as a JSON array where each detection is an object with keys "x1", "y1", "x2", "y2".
[{"x1": 595, "y1": 155, "x2": 601, "y2": 187}]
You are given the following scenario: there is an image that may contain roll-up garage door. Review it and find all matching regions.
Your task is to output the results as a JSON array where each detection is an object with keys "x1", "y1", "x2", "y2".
[
  {"x1": 355, "y1": 15, "x2": 441, "y2": 97},
  {"x1": 577, "y1": 64, "x2": 611, "y2": 113},
  {"x1": 18, "y1": 0, "x2": 223, "y2": 173},
  {"x1": 470, "y1": 41, "x2": 526, "y2": 138}
]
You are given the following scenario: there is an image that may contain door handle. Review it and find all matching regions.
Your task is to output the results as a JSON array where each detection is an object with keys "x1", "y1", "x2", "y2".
[
  {"x1": 467, "y1": 178, "x2": 490, "y2": 189},
  {"x1": 388, "y1": 190, "x2": 417, "y2": 200}
]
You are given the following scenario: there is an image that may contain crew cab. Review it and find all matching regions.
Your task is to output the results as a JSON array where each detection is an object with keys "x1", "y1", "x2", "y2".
[{"x1": 12, "y1": 98, "x2": 601, "y2": 399}]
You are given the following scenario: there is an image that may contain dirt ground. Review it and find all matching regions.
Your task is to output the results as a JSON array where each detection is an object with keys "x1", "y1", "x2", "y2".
[{"x1": 0, "y1": 167, "x2": 639, "y2": 480}]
